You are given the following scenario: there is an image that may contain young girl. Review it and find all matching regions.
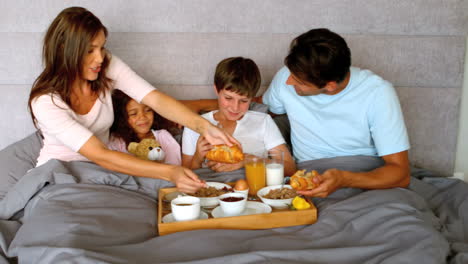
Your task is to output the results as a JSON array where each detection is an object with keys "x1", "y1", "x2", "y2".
[{"x1": 108, "y1": 90, "x2": 181, "y2": 165}]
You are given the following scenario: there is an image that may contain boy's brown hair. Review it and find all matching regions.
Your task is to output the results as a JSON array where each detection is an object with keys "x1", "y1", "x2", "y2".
[{"x1": 214, "y1": 57, "x2": 261, "y2": 98}]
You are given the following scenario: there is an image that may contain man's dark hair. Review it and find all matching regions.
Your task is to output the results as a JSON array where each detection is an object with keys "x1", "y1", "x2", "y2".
[{"x1": 285, "y1": 28, "x2": 351, "y2": 88}]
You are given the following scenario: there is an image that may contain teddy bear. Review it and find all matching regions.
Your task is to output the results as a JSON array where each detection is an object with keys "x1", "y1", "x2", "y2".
[{"x1": 128, "y1": 138, "x2": 166, "y2": 162}]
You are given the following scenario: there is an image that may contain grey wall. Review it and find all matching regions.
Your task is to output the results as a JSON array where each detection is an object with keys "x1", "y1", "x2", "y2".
[{"x1": 0, "y1": 0, "x2": 466, "y2": 176}]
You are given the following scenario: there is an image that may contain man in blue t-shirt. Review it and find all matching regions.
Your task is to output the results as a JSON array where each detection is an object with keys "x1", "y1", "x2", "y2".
[
  {"x1": 181, "y1": 28, "x2": 410, "y2": 198},
  {"x1": 261, "y1": 28, "x2": 410, "y2": 198}
]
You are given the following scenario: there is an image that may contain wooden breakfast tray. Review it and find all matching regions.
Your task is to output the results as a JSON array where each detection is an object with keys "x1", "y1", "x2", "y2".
[{"x1": 157, "y1": 186, "x2": 317, "y2": 236}]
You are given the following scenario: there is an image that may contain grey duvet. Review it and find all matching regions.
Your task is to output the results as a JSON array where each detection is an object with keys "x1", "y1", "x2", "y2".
[{"x1": 0, "y1": 155, "x2": 467, "y2": 264}]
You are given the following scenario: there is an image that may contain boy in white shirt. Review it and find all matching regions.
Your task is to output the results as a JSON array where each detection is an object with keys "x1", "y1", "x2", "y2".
[{"x1": 182, "y1": 57, "x2": 296, "y2": 175}]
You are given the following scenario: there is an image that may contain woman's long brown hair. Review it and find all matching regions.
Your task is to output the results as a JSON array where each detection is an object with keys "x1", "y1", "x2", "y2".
[{"x1": 28, "y1": 7, "x2": 112, "y2": 127}]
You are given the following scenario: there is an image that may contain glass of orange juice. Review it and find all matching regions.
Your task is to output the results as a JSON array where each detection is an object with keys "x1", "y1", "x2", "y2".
[{"x1": 244, "y1": 154, "x2": 266, "y2": 198}]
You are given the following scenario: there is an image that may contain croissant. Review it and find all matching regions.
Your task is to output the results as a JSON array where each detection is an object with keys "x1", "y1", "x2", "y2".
[
  {"x1": 290, "y1": 169, "x2": 319, "y2": 190},
  {"x1": 206, "y1": 144, "x2": 244, "y2": 164}
]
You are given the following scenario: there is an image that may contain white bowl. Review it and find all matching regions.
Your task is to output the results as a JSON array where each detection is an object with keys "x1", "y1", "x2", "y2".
[
  {"x1": 217, "y1": 192, "x2": 247, "y2": 217},
  {"x1": 257, "y1": 184, "x2": 295, "y2": 209},
  {"x1": 197, "y1": 182, "x2": 233, "y2": 208}
]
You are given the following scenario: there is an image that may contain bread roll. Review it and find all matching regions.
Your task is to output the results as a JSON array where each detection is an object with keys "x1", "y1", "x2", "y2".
[
  {"x1": 290, "y1": 169, "x2": 319, "y2": 190},
  {"x1": 206, "y1": 144, "x2": 244, "y2": 164}
]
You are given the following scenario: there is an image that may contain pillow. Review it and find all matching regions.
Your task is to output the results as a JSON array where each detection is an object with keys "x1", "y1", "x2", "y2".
[{"x1": 0, "y1": 131, "x2": 43, "y2": 200}]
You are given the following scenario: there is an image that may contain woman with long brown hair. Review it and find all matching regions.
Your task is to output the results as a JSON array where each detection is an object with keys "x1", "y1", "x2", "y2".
[{"x1": 28, "y1": 6, "x2": 236, "y2": 193}]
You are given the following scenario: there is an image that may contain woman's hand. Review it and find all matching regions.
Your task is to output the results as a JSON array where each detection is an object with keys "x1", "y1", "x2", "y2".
[
  {"x1": 202, "y1": 123, "x2": 239, "y2": 147},
  {"x1": 168, "y1": 165, "x2": 206, "y2": 194},
  {"x1": 207, "y1": 160, "x2": 245, "y2": 172}
]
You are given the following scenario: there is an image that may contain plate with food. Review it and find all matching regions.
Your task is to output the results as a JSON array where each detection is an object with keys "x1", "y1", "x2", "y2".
[
  {"x1": 190, "y1": 182, "x2": 233, "y2": 208},
  {"x1": 257, "y1": 185, "x2": 297, "y2": 209}
]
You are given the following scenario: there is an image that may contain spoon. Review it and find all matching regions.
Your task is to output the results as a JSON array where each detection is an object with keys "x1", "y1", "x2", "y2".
[{"x1": 281, "y1": 176, "x2": 290, "y2": 189}]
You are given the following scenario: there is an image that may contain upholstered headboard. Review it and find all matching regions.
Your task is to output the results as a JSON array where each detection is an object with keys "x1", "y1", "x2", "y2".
[{"x1": 0, "y1": 0, "x2": 466, "y2": 176}]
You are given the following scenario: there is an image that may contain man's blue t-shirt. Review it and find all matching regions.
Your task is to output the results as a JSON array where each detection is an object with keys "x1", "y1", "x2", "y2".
[{"x1": 263, "y1": 66, "x2": 410, "y2": 162}]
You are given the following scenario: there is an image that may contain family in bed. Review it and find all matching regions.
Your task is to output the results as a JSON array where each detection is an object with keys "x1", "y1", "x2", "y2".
[{"x1": 28, "y1": 6, "x2": 410, "y2": 198}]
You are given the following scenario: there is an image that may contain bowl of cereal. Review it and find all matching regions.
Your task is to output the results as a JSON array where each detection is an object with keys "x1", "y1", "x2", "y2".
[
  {"x1": 191, "y1": 182, "x2": 233, "y2": 208},
  {"x1": 257, "y1": 185, "x2": 297, "y2": 209}
]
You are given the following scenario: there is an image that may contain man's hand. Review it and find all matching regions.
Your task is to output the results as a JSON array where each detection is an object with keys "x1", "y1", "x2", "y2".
[
  {"x1": 297, "y1": 151, "x2": 410, "y2": 198},
  {"x1": 297, "y1": 169, "x2": 344, "y2": 198}
]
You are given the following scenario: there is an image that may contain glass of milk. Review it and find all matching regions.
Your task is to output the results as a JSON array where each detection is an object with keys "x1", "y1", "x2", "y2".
[{"x1": 266, "y1": 149, "x2": 284, "y2": 186}]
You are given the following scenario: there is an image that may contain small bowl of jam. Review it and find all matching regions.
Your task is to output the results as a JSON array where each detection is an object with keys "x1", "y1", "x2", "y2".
[{"x1": 217, "y1": 192, "x2": 247, "y2": 216}]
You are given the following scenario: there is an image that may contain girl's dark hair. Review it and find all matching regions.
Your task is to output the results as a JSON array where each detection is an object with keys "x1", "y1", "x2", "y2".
[
  {"x1": 285, "y1": 28, "x2": 351, "y2": 88},
  {"x1": 110, "y1": 90, "x2": 176, "y2": 146},
  {"x1": 28, "y1": 6, "x2": 112, "y2": 127},
  {"x1": 214, "y1": 57, "x2": 261, "y2": 98}
]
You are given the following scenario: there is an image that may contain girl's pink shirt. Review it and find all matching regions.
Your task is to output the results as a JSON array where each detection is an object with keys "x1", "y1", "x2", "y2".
[
  {"x1": 31, "y1": 55, "x2": 156, "y2": 167},
  {"x1": 108, "y1": 129, "x2": 181, "y2": 166}
]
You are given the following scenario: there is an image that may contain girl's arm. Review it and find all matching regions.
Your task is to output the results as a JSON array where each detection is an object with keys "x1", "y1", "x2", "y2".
[
  {"x1": 79, "y1": 135, "x2": 204, "y2": 193},
  {"x1": 142, "y1": 90, "x2": 237, "y2": 147}
]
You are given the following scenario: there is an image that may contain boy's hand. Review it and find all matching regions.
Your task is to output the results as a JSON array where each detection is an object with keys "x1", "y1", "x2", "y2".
[
  {"x1": 193, "y1": 136, "x2": 212, "y2": 163},
  {"x1": 207, "y1": 160, "x2": 244, "y2": 172}
]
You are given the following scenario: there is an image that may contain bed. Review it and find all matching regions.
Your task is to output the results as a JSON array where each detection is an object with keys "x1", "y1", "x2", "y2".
[{"x1": 0, "y1": 131, "x2": 467, "y2": 264}]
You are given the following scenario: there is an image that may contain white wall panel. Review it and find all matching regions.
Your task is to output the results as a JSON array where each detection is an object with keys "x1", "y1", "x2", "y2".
[
  {"x1": 397, "y1": 87, "x2": 460, "y2": 176},
  {"x1": 0, "y1": 33, "x2": 43, "y2": 85},
  {"x1": 0, "y1": 85, "x2": 35, "y2": 150},
  {"x1": 1, "y1": 0, "x2": 466, "y2": 35}
]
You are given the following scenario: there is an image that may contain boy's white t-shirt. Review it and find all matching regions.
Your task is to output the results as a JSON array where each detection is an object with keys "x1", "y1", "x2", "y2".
[
  {"x1": 31, "y1": 55, "x2": 156, "y2": 167},
  {"x1": 182, "y1": 110, "x2": 286, "y2": 157}
]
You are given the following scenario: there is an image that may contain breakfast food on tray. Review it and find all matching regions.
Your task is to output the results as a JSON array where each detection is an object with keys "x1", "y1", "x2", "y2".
[
  {"x1": 192, "y1": 186, "x2": 233, "y2": 197},
  {"x1": 264, "y1": 187, "x2": 296, "y2": 199},
  {"x1": 206, "y1": 144, "x2": 244, "y2": 164},
  {"x1": 292, "y1": 196, "x2": 311, "y2": 210},
  {"x1": 234, "y1": 179, "x2": 248, "y2": 191},
  {"x1": 290, "y1": 169, "x2": 319, "y2": 190}
]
